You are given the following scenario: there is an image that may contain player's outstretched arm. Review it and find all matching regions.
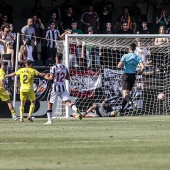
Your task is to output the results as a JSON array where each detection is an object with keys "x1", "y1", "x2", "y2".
[
  {"x1": 5, "y1": 72, "x2": 16, "y2": 78},
  {"x1": 38, "y1": 72, "x2": 46, "y2": 77},
  {"x1": 44, "y1": 73, "x2": 54, "y2": 80},
  {"x1": 138, "y1": 62, "x2": 145, "y2": 75},
  {"x1": 117, "y1": 61, "x2": 124, "y2": 68}
]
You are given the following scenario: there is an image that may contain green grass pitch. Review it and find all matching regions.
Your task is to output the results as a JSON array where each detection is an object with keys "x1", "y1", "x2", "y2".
[{"x1": 0, "y1": 116, "x2": 170, "y2": 170}]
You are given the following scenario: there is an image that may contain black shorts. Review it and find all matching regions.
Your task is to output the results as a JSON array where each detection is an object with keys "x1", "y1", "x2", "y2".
[{"x1": 122, "y1": 73, "x2": 136, "y2": 91}]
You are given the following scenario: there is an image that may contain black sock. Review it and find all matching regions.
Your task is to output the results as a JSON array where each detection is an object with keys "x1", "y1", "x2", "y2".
[
  {"x1": 120, "y1": 98, "x2": 127, "y2": 113},
  {"x1": 125, "y1": 95, "x2": 133, "y2": 107}
]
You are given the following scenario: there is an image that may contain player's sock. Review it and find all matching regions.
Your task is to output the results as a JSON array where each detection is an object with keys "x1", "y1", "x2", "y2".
[
  {"x1": 47, "y1": 110, "x2": 52, "y2": 122},
  {"x1": 28, "y1": 104, "x2": 35, "y2": 118},
  {"x1": 20, "y1": 106, "x2": 24, "y2": 119},
  {"x1": 11, "y1": 109, "x2": 16, "y2": 117},
  {"x1": 125, "y1": 95, "x2": 133, "y2": 107},
  {"x1": 120, "y1": 98, "x2": 127, "y2": 113},
  {"x1": 71, "y1": 104, "x2": 78, "y2": 112}
]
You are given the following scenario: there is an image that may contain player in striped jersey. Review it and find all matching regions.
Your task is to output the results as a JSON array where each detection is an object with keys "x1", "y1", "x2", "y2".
[
  {"x1": 44, "y1": 52, "x2": 82, "y2": 124},
  {"x1": 0, "y1": 61, "x2": 17, "y2": 120}
]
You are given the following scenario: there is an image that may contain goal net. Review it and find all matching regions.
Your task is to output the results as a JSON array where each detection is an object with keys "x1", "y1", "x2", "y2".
[{"x1": 60, "y1": 34, "x2": 170, "y2": 117}]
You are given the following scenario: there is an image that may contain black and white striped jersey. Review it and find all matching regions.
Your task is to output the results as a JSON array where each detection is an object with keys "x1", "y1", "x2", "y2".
[
  {"x1": 50, "y1": 64, "x2": 69, "y2": 92},
  {"x1": 45, "y1": 29, "x2": 60, "y2": 48}
]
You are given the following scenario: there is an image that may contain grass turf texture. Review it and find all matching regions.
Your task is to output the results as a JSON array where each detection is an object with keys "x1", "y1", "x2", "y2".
[{"x1": 0, "y1": 116, "x2": 170, "y2": 170}]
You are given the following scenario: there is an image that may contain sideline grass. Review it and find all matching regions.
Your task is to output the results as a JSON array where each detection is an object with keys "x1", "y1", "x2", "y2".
[{"x1": 0, "y1": 116, "x2": 170, "y2": 170}]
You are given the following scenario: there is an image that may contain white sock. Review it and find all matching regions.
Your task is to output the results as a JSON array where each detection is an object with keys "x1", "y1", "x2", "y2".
[
  {"x1": 71, "y1": 104, "x2": 78, "y2": 112},
  {"x1": 47, "y1": 110, "x2": 52, "y2": 121}
]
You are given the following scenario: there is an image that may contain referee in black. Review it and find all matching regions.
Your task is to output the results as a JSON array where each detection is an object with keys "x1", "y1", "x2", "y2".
[{"x1": 117, "y1": 43, "x2": 145, "y2": 114}]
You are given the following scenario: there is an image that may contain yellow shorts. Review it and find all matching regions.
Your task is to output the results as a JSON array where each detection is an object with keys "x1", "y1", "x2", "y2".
[
  {"x1": 0, "y1": 88, "x2": 10, "y2": 101},
  {"x1": 20, "y1": 90, "x2": 36, "y2": 101}
]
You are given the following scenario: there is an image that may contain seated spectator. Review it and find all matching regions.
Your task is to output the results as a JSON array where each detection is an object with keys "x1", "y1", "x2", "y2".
[
  {"x1": 114, "y1": 6, "x2": 136, "y2": 33},
  {"x1": 81, "y1": 96, "x2": 117, "y2": 117},
  {"x1": 9, "y1": 24, "x2": 16, "y2": 44},
  {"x1": 45, "y1": 21, "x2": 60, "y2": 59},
  {"x1": 0, "y1": 14, "x2": 9, "y2": 28},
  {"x1": 18, "y1": 39, "x2": 34, "y2": 66},
  {"x1": 71, "y1": 20, "x2": 83, "y2": 34},
  {"x1": 154, "y1": 26, "x2": 169, "y2": 45},
  {"x1": 156, "y1": 7, "x2": 169, "y2": 33},
  {"x1": 136, "y1": 21, "x2": 151, "y2": 34},
  {"x1": 117, "y1": 22, "x2": 134, "y2": 34},
  {"x1": 101, "y1": 20, "x2": 114, "y2": 34}
]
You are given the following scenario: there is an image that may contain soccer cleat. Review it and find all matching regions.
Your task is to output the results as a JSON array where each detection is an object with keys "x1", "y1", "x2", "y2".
[
  {"x1": 76, "y1": 109, "x2": 82, "y2": 120},
  {"x1": 27, "y1": 116, "x2": 33, "y2": 122},
  {"x1": 44, "y1": 121, "x2": 52, "y2": 125},
  {"x1": 20, "y1": 118, "x2": 24, "y2": 122},
  {"x1": 132, "y1": 103, "x2": 138, "y2": 115},
  {"x1": 13, "y1": 116, "x2": 19, "y2": 121}
]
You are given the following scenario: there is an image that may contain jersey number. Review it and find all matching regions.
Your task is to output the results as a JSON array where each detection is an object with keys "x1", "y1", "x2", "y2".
[
  {"x1": 56, "y1": 72, "x2": 65, "y2": 82},
  {"x1": 23, "y1": 75, "x2": 28, "y2": 84}
]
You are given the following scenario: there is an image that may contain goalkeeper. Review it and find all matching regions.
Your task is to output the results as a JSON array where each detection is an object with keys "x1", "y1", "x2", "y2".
[{"x1": 82, "y1": 96, "x2": 117, "y2": 117}]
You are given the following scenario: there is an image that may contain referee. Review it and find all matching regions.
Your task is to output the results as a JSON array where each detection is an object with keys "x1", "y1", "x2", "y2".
[{"x1": 117, "y1": 43, "x2": 145, "y2": 114}]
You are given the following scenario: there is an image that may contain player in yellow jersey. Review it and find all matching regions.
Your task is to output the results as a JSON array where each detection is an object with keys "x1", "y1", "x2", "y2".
[
  {"x1": 0, "y1": 61, "x2": 17, "y2": 120},
  {"x1": 5, "y1": 60, "x2": 45, "y2": 122}
]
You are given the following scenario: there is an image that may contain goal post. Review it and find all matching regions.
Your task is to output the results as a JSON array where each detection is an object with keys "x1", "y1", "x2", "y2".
[{"x1": 64, "y1": 34, "x2": 170, "y2": 117}]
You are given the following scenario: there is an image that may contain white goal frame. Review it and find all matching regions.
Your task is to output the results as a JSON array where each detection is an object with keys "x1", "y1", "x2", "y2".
[{"x1": 65, "y1": 34, "x2": 170, "y2": 118}]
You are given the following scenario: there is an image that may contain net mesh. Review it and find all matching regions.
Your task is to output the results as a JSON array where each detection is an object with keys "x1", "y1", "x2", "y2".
[{"x1": 58, "y1": 35, "x2": 170, "y2": 117}]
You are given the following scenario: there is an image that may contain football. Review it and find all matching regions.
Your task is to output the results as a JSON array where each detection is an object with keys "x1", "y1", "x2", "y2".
[{"x1": 157, "y1": 93, "x2": 165, "y2": 101}]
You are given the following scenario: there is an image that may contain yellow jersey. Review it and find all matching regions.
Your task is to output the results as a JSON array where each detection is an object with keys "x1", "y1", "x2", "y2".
[
  {"x1": 16, "y1": 67, "x2": 39, "y2": 92},
  {"x1": 0, "y1": 68, "x2": 5, "y2": 88}
]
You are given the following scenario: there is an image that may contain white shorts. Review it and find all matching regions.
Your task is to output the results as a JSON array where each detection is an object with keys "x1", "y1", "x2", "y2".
[{"x1": 48, "y1": 85, "x2": 70, "y2": 103}]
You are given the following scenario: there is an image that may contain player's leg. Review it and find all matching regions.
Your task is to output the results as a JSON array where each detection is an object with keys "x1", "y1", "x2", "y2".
[
  {"x1": 44, "y1": 88, "x2": 57, "y2": 124},
  {"x1": 27, "y1": 91, "x2": 36, "y2": 122},
  {"x1": 45, "y1": 102, "x2": 53, "y2": 124},
  {"x1": 20, "y1": 92, "x2": 27, "y2": 122},
  {"x1": 61, "y1": 91, "x2": 82, "y2": 120},
  {"x1": 0, "y1": 89, "x2": 17, "y2": 120}
]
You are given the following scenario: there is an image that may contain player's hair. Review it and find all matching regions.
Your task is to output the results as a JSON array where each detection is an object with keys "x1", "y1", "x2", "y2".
[
  {"x1": 25, "y1": 60, "x2": 33, "y2": 66},
  {"x1": 129, "y1": 43, "x2": 136, "y2": 51},
  {"x1": 56, "y1": 52, "x2": 63, "y2": 61}
]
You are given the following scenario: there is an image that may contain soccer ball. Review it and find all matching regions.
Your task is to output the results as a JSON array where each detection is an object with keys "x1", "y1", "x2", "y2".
[{"x1": 157, "y1": 93, "x2": 165, "y2": 101}]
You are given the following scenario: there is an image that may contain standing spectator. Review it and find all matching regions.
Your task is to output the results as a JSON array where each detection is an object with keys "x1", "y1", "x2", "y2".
[
  {"x1": 157, "y1": 0, "x2": 170, "y2": 16},
  {"x1": 101, "y1": 21, "x2": 114, "y2": 34},
  {"x1": 32, "y1": 14, "x2": 45, "y2": 60},
  {"x1": 117, "y1": 43, "x2": 145, "y2": 115},
  {"x1": 81, "y1": 4, "x2": 99, "y2": 33},
  {"x1": 51, "y1": 0, "x2": 61, "y2": 26},
  {"x1": 47, "y1": 12, "x2": 59, "y2": 30},
  {"x1": 21, "y1": 18, "x2": 37, "y2": 46},
  {"x1": 117, "y1": 22, "x2": 134, "y2": 34},
  {"x1": 71, "y1": 20, "x2": 83, "y2": 34},
  {"x1": 114, "y1": 6, "x2": 136, "y2": 33},
  {"x1": 60, "y1": 6, "x2": 75, "y2": 33},
  {"x1": 137, "y1": 0, "x2": 155, "y2": 30},
  {"x1": 100, "y1": 1, "x2": 114, "y2": 30},
  {"x1": 45, "y1": 21, "x2": 60, "y2": 59},
  {"x1": 32, "y1": 0, "x2": 45, "y2": 20},
  {"x1": 156, "y1": 7, "x2": 169, "y2": 32},
  {"x1": 136, "y1": 21, "x2": 151, "y2": 34}
]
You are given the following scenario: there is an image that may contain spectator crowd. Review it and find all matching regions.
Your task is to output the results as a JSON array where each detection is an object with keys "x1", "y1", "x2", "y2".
[{"x1": 0, "y1": 0, "x2": 169, "y2": 70}]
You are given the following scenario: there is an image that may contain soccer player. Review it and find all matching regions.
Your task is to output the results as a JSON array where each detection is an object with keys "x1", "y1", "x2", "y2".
[
  {"x1": 0, "y1": 61, "x2": 17, "y2": 120},
  {"x1": 82, "y1": 96, "x2": 117, "y2": 118},
  {"x1": 5, "y1": 60, "x2": 45, "y2": 122},
  {"x1": 44, "y1": 52, "x2": 82, "y2": 125},
  {"x1": 117, "y1": 43, "x2": 145, "y2": 115}
]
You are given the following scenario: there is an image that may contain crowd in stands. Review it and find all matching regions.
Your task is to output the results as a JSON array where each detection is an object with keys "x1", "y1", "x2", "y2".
[{"x1": 0, "y1": 0, "x2": 169, "y2": 70}]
